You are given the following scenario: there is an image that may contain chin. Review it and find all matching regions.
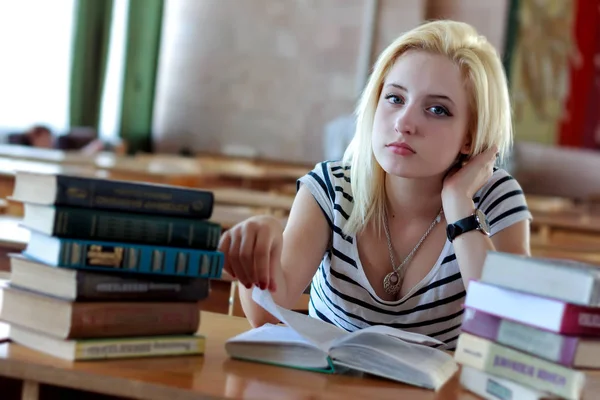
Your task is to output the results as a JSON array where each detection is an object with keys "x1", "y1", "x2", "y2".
[
  {"x1": 375, "y1": 152, "x2": 447, "y2": 179},
  {"x1": 376, "y1": 154, "x2": 420, "y2": 177}
]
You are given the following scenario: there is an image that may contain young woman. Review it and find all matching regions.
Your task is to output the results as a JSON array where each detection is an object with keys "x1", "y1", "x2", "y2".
[{"x1": 218, "y1": 20, "x2": 532, "y2": 349}]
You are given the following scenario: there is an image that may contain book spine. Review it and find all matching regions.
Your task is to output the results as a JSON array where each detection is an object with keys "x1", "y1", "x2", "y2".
[
  {"x1": 561, "y1": 304, "x2": 600, "y2": 336},
  {"x1": 74, "y1": 336, "x2": 206, "y2": 360},
  {"x1": 51, "y1": 237, "x2": 223, "y2": 278},
  {"x1": 589, "y1": 277, "x2": 600, "y2": 307},
  {"x1": 455, "y1": 333, "x2": 585, "y2": 400},
  {"x1": 54, "y1": 175, "x2": 214, "y2": 218},
  {"x1": 77, "y1": 272, "x2": 210, "y2": 302},
  {"x1": 53, "y1": 207, "x2": 221, "y2": 250},
  {"x1": 70, "y1": 302, "x2": 200, "y2": 339},
  {"x1": 461, "y1": 308, "x2": 578, "y2": 367},
  {"x1": 460, "y1": 366, "x2": 553, "y2": 400}
]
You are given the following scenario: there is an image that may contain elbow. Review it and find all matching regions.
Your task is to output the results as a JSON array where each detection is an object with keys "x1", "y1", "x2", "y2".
[
  {"x1": 238, "y1": 285, "x2": 280, "y2": 327},
  {"x1": 247, "y1": 313, "x2": 280, "y2": 328},
  {"x1": 243, "y1": 302, "x2": 280, "y2": 328}
]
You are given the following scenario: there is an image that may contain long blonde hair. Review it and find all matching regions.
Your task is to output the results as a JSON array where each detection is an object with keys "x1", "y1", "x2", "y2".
[{"x1": 342, "y1": 19, "x2": 512, "y2": 236}]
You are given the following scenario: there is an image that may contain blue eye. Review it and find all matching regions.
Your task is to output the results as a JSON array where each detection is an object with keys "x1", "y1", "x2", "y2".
[
  {"x1": 384, "y1": 94, "x2": 403, "y2": 104},
  {"x1": 428, "y1": 106, "x2": 450, "y2": 116}
]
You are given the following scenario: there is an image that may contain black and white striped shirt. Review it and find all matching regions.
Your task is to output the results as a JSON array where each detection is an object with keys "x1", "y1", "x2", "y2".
[{"x1": 297, "y1": 161, "x2": 532, "y2": 350}]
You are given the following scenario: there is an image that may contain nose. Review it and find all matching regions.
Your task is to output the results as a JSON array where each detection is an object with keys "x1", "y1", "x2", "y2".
[{"x1": 394, "y1": 105, "x2": 417, "y2": 135}]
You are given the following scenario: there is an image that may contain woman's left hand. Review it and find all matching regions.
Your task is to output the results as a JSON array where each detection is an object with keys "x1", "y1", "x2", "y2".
[{"x1": 441, "y1": 145, "x2": 498, "y2": 221}]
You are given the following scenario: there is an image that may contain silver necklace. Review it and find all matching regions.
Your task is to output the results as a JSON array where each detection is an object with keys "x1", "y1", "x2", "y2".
[{"x1": 382, "y1": 207, "x2": 443, "y2": 296}]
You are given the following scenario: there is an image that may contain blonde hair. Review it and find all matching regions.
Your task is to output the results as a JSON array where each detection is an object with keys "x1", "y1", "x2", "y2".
[{"x1": 342, "y1": 19, "x2": 512, "y2": 236}]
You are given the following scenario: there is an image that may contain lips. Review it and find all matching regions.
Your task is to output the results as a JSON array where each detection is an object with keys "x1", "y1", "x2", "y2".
[{"x1": 387, "y1": 142, "x2": 416, "y2": 154}]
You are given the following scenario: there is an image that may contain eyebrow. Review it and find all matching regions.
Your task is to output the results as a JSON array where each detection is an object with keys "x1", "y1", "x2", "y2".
[{"x1": 385, "y1": 83, "x2": 455, "y2": 105}]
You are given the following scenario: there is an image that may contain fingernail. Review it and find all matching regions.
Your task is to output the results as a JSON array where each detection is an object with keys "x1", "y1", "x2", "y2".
[
  {"x1": 244, "y1": 283, "x2": 252, "y2": 289},
  {"x1": 259, "y1": 282, "x2": 267, "y2": 290}
]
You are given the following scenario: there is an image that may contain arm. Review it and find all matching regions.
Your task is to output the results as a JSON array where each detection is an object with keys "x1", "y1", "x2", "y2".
[
  {"x1": 442, "y1": 197, "x2": 531, "y2": 285},
  {"x1": 235, "y1": 184, "x2": 331, "y2": 327},
  {"x1": 442, "y1": 147, "x2": 532, "y2": 286}
]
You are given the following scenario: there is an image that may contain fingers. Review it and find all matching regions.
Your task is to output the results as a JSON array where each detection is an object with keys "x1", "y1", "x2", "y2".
[
  {"x1": 487, "y1": 144, "x2": 499, "y2": 161},
  {"x1": 254, "y1": 226, "x2": 271, "y2": 291},
  {"x1": 239, "y1": 223, "x2": 259, "y2": 288},
  {"x1": 268, "y1": 236, "x2": 283, "y2": 292},
  {"x1": 217, "y1": 232, "x2": 233, "y2": 278},
  {"x1": 228, "y1": 229, "x2": 252, "y2": 289},
  {"x1": 218, "y1": 219, "x2": 279, "y2": 292}
]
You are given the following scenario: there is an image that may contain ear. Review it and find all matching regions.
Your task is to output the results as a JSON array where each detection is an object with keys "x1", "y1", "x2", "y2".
[{"x1": 460, "y1": 134, "x2": 472, "y2": 155}]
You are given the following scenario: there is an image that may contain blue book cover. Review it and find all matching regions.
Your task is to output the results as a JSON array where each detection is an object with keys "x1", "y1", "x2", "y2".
[{"x1": 23, "y1": 231, "x2": 224, "y2": 279}]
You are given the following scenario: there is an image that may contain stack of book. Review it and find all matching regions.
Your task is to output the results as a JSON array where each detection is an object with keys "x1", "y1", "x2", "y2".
[
  {"x1": 455, "y1": 251, "x2": 600, "y2": 400},
  {"x1": 0, "y1": 171, "x2": 224, "y2": 361}
]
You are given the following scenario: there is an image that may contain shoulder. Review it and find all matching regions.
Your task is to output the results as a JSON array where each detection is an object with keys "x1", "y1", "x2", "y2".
[
  {"x1": 474, "y1": 168, "x2": 532, "y2": 235},
  {"x1": 297, "y1": 160, "x2": 353, "y2": 197},
  {"x1": 296, "y1": 160, "x2": 354, "y2": 223}
]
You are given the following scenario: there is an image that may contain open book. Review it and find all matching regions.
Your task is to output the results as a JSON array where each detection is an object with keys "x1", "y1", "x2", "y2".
[{"x1": 225, "y1": 288, "x2": 458, "y2": 390}]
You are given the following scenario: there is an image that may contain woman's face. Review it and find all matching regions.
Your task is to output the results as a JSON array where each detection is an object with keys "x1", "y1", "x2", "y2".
[{"x1": 372, "y1": 50, "x2": 471, "y2": 179}]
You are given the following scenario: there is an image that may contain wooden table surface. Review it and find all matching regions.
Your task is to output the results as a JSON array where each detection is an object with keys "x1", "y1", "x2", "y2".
[
  {"x1": 1, "y1": 311, "x2": 599, "y2": 400},
  {"x1": 531, "y1": 210, "x2": 600, "y2": 235}
]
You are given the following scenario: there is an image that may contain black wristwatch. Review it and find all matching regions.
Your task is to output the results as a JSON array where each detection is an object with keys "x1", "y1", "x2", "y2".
[{"x1": 446, "y1": 209, "x2": 491, "y2": 242}]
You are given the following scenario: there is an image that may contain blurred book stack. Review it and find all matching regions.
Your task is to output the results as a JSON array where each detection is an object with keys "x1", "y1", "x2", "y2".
[
  {"x1": 0, "y1": 171, "x2": 224, "y2": 361},
  {"x1": 455, "y1": 251, "x2": 600, "y2": 400}
]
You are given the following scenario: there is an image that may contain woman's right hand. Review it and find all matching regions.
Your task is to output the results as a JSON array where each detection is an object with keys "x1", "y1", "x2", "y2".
[{"x1": 218, "y1": 215, "x2": 284, "y2": 292}]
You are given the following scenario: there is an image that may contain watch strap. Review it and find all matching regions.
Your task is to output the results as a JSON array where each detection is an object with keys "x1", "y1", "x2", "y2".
[{"x1": 446, "y1": 214, "x2": 480, "y2": 242}]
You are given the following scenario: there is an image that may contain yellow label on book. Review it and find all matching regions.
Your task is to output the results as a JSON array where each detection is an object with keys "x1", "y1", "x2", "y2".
[{"x1": 74, "y1": 336, "x2": 206, "y2": 360}]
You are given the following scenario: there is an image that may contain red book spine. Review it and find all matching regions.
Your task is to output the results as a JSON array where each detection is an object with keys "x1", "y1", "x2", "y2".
[{"x1": 560, "y1": 303, "x2": 600, "y2": 336}]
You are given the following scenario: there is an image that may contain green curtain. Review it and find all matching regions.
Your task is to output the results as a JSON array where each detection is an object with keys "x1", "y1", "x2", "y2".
[
  {"x1": 69, "y1": 0, "x2": 114, "y2": 131},
  {"x1": 502, "y1": 0, "x2": 520, "y2": 83},
  {"x1": 119, "y1": 0, "x2": 164, "y2": 154}
]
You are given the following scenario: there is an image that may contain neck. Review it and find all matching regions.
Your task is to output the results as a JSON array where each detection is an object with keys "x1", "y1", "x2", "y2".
[{"x1": 384, "y1": 173, "x2": 444, "y2": 222}]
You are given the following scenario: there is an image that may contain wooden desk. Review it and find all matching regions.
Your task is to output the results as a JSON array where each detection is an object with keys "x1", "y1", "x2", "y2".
[
  {"x1": 0, "y1": 157, "x2": 100, "y2": 201},
  {"x1": 532, "y1": 210, "x2": 600, "y2": 235},
  {"x1": 0, "y1": 145, "x2": 99, "y2": 165},
  {"x1": 209, "y1": 205, "x2": 287, "y2": 230},
  {"x1": 193, "y1": 156, "x2": 308, "y2": 191},
  {"x1": 1, "y1": 311, "x2": 599, "y2": 399},
  {"x1": 0, "y1": 217, "x2": 29, "y2": 273},
  {"x1": 212, "y1": 188, "x2": 294, "y2": 213}
]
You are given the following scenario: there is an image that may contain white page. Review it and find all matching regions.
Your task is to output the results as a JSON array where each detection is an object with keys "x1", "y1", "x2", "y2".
[
  {"x1": 252, "y1": 287, "x2": 347, "y2": 351},
  {"x1": 228, "y1": 323, "x2": 313, "y2": 346},
  {"x1": 347, "y1": 324, "x2": 446, "y2": 347}
]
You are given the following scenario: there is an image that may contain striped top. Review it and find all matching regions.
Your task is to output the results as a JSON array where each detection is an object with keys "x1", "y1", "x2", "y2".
[{"x1": 296, "y1": 160, "x2": 532, "y2": 350}]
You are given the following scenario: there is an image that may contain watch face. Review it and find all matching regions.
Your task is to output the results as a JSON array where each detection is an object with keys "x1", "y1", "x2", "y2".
[{"x1": 475, "y1": 209, "x2": 491, "y2": 235}]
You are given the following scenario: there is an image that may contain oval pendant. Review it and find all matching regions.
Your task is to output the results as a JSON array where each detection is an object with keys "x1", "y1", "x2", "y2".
[{"x1": 383, "y1": 271, "x2": 401, "y2": 295}]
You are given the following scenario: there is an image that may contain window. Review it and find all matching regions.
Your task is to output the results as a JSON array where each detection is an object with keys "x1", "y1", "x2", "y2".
[
  {"x1": 98, "y1": 0, "x2": 129, "y2": 144},
  {"x1": 0, "y1": 0, "x2": 76, "y2": 135}
]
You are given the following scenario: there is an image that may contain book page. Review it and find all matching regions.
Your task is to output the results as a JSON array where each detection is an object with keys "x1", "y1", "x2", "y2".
[
  {"x1": 347, "y1": 324, "x2": 446, "y2": 347},
  {"x1": 331, "y1": 333, "x2": 458, "y2": 390},
  {"x1": 252, "y1": 288, "x2": 347, "y2": 351},
  {"x1": 228, "y1": 323, "x2": 314, "y2": 345}
]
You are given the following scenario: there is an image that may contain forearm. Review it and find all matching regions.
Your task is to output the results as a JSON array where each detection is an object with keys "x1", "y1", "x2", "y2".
[{"x1": 443, "y1": 196, "x2": 495, "y2": 287}]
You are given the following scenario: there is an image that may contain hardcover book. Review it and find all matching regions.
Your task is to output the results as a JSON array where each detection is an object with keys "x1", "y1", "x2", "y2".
[
  {"x1": 9, "y1": 254, "x2": 211, "y2": 302},
  {"x1": 481, "y1": 251, "x2": 600, "y2": 307},
  {"x1": 461, "y1": 307, "x2": 600, "y2": 368},
  {"x1": 9, "y1": 324, "x2": 206, "y2": 361},
  {"x1": 21, "y1": 203, "x2": 222, "y2": 250},
  {"x1": 23, "y1": 230, "x2": 224, "y2": 279},
  {"x1": 455, "y1": 333, "x2": 585, "y2": 400},
  {"x1": 0, "y1": 286, "x2": 200, "y2": 339},
  {"x1": 465, "y1": 280, "x2": 600, "y2": 336},
  {"x1": 460, "y1": 366, "x2": 558, "y2": 400},
  {"x1": 11, "y1": 171, "x2": 214, "y2": 219},
  {"x1": 225, "y1": 288, "x2": 458, "y2": 391}
]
